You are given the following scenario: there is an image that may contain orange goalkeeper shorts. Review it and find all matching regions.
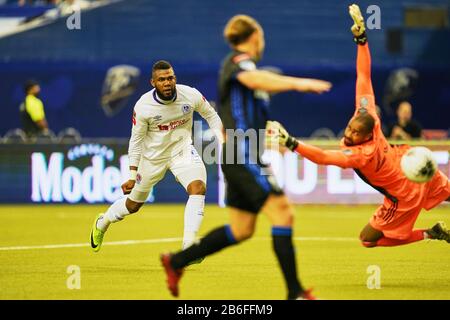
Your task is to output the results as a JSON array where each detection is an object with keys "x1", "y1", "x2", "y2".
[{"x1": 370, "y1": 170, "x2": 450, "y2": 240}]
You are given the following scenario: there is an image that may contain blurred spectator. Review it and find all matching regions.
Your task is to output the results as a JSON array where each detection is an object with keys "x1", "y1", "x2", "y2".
[
  {"x1": 387, "y1": 101, "x2": 422, "y2": 140},
  {"x1": 19, "y1": 79, "x2": 50, "y2": 138}
]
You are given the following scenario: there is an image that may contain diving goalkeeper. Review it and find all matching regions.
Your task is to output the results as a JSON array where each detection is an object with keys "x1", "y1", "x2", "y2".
[{"x1": 266, "y1": 4, "x2": 450, "y2": 248}]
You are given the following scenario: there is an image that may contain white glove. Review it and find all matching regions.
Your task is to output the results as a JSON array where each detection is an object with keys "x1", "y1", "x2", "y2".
[
  {"x1": 265, "y1": 121, "x2": 298, "y2": 151},
  {"x1": 349, "y1": 4, "x2": 365, "y2": 37}
]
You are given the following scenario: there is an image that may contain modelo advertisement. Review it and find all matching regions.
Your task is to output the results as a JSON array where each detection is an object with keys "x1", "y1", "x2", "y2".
[
  {"x1": 0, "y1": 142, "x2": 219, "y2": 204},
  {"x1": 0, "y1": 142, "x2": 448, "y2": 204}
]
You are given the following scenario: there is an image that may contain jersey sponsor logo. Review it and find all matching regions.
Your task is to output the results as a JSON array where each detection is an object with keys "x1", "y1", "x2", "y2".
[
  {"x1": 153, "y1": 115, "x2": 162, "y2": 122},
  {"x1": 181, "y1": 104, "x2": 191, "y2": 115},
  {"x1": 157, "y1": 118, "x2": 189, "y2": 131}
]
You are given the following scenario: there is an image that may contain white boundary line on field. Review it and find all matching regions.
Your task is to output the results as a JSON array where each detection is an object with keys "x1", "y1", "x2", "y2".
[
  {"x1": 294, "y1": 236, "x2": 357, "y2": 242},
  {"x1": 0, "y1": 237, "x2": 183, "y2": 251},
  {"x1": 0, "y1": 236, "x2": 357, "y2": 252}
]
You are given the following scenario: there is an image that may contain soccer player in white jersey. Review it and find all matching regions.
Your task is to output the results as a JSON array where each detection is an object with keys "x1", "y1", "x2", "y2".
[{"x1": 90, "y1": 60, "x2": 224, "y2": 262}]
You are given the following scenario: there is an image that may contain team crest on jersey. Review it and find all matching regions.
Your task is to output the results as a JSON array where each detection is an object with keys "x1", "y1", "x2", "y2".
[
  {"x1": 181, "y1": 104, "x2": 191, "y2": 114},
  {"x1": 136, "y1": 173, "x2": 142, "y2": 184}
]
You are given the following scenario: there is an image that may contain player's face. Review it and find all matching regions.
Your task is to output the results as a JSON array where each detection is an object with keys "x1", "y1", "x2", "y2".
[
  {"x1": 30, "y1": 85, "x2": 40, "y2": 96},
  {"x1": 343, "y1": 119, "x2": 371, "y2": 146},
  {"x1": 397, "y1": 102, "x2": 412, "y2": 122},
  {"x1": 151, "y1": 68, "x2": 177, "y2": 100}
]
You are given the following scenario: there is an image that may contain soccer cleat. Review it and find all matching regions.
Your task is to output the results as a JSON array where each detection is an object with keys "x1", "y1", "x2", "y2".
[
  {"x1": 296, "y1": 288, "x2": 317, "y2": 300},
  {"x1": 427, "y1": 221, "x2": 450, "y2": 243},
  {"x1": 90, "y1": 213, "x2": 106, "y2": 252},
  {"x1": 161, "y1": 253, "x2": 184, "y2": 297}
]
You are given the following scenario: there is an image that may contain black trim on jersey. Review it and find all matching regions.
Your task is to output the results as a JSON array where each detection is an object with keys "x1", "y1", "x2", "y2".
[
  {"x1": 152, "y1": 89, "x2": 177, "y2": 105},
  {"x1": 354, "y1": 169, "x2": 398, "y2": 203}
]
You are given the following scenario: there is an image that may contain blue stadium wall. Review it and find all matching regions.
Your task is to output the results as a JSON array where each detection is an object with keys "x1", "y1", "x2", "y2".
[{"x1": 0, "y1": 0, "x2": 449, "y2": 138}]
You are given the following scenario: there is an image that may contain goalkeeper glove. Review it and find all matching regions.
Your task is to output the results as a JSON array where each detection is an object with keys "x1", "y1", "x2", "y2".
[
  {"x1": 265, "y1": 121, "x2": 298, "y2": 151},
  {"x1": 349, "y1": 4, "x2": 367, "y2": 45}
]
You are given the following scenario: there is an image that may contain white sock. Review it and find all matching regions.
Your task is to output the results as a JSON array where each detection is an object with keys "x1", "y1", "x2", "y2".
[
  {"x1": 97, "y1": 197, "x2": 129, "y2": 231},
  {"x1": 182, "y1": 195, "x2": 205, "y2": 249}
]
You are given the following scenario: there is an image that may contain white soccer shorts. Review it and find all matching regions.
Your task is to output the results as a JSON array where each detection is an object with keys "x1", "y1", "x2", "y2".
[{"x1": 128, "y1": 145, "x2": 207, "y2": 203}]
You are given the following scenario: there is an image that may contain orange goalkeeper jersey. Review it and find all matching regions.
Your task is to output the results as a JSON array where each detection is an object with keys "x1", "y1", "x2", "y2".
[{"x1": 294, "y1": 43, "x2": 419, "y2": 203}]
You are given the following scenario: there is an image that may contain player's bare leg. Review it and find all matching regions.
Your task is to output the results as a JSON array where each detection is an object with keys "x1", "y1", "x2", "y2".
[
  {"x1": 359, "y1": 223, "x2": 383, "y2": 247},
  {"x1": 228, "y1": 208, "x2": 257, "y2": 241},
  {"x1": 262, "y1": 194, "x2": 315, "y2": 300},
  {"x1": 359, "y1": 221, "x2": 450, "y2": 246},
  {"x1": 359, "y1": 223, "x2": 427, "y2": 247}
]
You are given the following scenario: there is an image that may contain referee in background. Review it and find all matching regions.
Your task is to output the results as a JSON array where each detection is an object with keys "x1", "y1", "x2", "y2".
[{"x1": 19, "y1": 79, "x2": 49, "y2": 138}]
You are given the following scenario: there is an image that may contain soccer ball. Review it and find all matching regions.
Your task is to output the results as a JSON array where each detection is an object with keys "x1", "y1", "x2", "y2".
[{"x1": 400, "y1": 146, "x2": 437, "y2": 183}]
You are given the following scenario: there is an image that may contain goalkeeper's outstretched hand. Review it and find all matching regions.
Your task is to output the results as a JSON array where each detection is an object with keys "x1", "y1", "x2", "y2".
[
  {"x1": 265, "y1": 121, "x2": 298, "y2": 151},
  {"x1": 349, "y1": 4, "x2": 365, "y2": 36},
  {"x1": 349, "y1": 4, "x2": 368, "y2": 45}
]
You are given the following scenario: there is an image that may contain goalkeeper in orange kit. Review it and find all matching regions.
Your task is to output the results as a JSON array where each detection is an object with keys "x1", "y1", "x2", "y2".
[{"x1": 266, "y1": 4, "x2": 450, "y2": 248}]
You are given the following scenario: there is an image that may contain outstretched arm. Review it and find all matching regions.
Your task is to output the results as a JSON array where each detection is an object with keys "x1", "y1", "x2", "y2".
[
  {"x1": 237, "y1": 70, "x2": 332, "y2": 94},
  {"x1": 293, "y1": 142, "x2": 360, "y2": 169},
  {"x1": 356, "y1": 43, "x2": 374, "y2": 98},
  {"x1": 265, "y1": 121, "x2": 363, "y2": 169},
  {"x1": 349, "y1": 4, "x2": 376, "y2": 115}
]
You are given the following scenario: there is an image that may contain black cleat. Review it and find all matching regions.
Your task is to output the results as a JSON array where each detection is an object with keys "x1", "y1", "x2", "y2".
[{"x1": 427, "y1": 222, "x2": 450, "y2": 243}]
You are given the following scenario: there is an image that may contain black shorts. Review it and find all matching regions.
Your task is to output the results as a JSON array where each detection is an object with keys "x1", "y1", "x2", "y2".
[{"x1": 221, "y1": 162, "x2": 284, "y2": 214}]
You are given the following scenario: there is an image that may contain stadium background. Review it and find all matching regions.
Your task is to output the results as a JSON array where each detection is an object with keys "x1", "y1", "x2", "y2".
[
  {"x1": 0, "y1": 0, "x2": 449, "y2": 205},
  {"x1": 0, "y1": 0, "x2": 449, "y2": 301}
]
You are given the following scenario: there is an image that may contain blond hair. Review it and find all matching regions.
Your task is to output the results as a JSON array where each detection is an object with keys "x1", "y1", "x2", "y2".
[{"x1": 224, "y1": 14, "x2": 261, "y2": 46}]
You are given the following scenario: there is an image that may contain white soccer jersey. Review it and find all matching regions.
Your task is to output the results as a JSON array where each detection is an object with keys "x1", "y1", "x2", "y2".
[{"x1": 128, "y1": 84, "x2": 223, "y2": 166}]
